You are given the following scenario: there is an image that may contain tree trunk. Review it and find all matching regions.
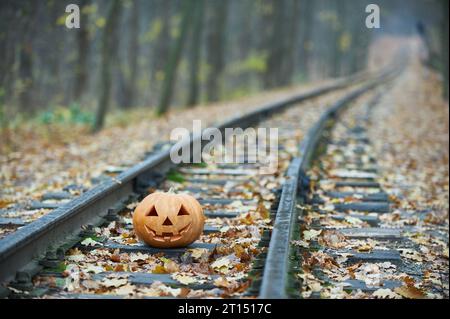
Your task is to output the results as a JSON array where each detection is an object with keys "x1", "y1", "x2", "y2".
[
  {"x1": 150, "y1": 0, "x2": 171, "y2": 105},
  {"x1": 73, "y1": 0, "x2": 91, "y2": 102},
  {"x1": 297, "y1": 0, "x2": 313, "y2": 81},
  {"x1": 93, "y1": 0, "x2": 122, "y2": 132},
  {"x1": 441, "y1": 0, "x2": 449, "y2": 100},
  {"x1": 329, "y1": 1, "x2": 341, "y2": 78},
  {"x1": 123, "y1": 0, "x2": 140, "y2": 108},
  {"x1": 263, "y1": 0, "x2": 285, "y2": 89},
  {"x1": 156, "y1": 0, "x2": 195, "y2": 115},
  {"x1": 17, "y1": 1, "x2": 38, "y2": 112},
  {"x1": 206, "y1": 0, "x2": 228, "y2": 102},
  {"x1": 282, "y1": 0, "x2": 300, "y2": 85},
  {"x1": 19, "y1": 41, "x2": 33, "y2": 112},
  {"x1": 186, "y1": 0, "x2": 204, "y2": 107},
  {"x1": 353, "y1": 1, "x2": 370, "y2": 74}
]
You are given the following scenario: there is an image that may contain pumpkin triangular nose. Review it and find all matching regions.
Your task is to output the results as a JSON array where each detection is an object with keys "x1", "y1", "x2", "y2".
[{"x1": 162, "y1": 217, "x2": 173, "y2": 226}]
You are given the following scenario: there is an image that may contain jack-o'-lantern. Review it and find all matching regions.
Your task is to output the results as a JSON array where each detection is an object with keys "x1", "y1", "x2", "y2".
[{"x1": 133, "y1": 191, "x2": 205, "y2": 248}]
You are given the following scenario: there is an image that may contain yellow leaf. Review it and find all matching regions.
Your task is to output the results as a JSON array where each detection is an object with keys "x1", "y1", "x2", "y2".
[
  {"x1": 152, "y1": 265, "x2": 167, "y2": 274},
  {"x1": 95, "y1": 17, "x2": 106, "y2": 28}
]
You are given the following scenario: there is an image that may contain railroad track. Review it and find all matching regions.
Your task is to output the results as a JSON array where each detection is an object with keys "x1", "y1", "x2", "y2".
[
  {"x1": 0, "y1": 65, "x2": 401, "y2": 299},
  {"x1": 292, "y1": 78, "x2": 447, "y2": 299}
]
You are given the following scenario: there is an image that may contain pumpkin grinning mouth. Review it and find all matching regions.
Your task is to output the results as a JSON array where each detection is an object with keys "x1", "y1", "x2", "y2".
[{"x1": 144, "y1": 222, "x2": 192, "y2": 242}]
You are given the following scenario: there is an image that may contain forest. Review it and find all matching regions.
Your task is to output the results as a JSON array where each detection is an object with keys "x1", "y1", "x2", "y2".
[
  {"x1": 0, "y1": 0, "x2": 449, "y2": 302},
  {"x1": 0, "y1": 0, "x2": 448, "y2": 134}
]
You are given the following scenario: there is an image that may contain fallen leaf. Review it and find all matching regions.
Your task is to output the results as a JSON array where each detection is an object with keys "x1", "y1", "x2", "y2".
[
  {"x1": 84, "y1": 265, "x2": 104, "y2": 274},
  {"x1": 110, "y1": 254, "x2": 121, "y2": 263},
  {"x1": 318, "y1": 230, "x2": 346, "y2": 248},
  {"x1": 160, "y1": 257, "x2": 180, "y2": 273},
  {"x1": 190, "y1": 248, "x2": 209, "y2": 261},
  {"x1": 373, "y1": 288, "x2": 401, "y2": 299},
  {"x1": 0, "y1": 199, "x2": 13, "y2": 209},
  {"x1": 303, "y1": 229, "x2": 322, "y2": 241},
  {"x1": 129, "y1": 252, "x2": 149, "y2": 262},
  {"x1": 80, "y1": 238, "x2": 102, "y2": 247},
  {"x1": 214, "y1": 276, "x2": 233, "y2": 288},
  {"x1": 399, "y1": 249, "x2": 423, "y2": 262},
  {"x1": 394, "y1": 285, "x2": 426, "y2": 299},
  {"x1": 122, "y1": 237, "x2": 137, "y2": 244},
  {"x1": 114, "y1": 284, "x2": 136, "y2": 295},
  {"x1": 172, "y1": 273, "x2": 198, "y2": 285},
  {"x1": 114, "y1": 264, "x2": 126, "y2": 272},
  {"x1": 210, "y1": 254, "x2": 239, "y2": 274},
  {"x1": 159, "y1": 284, "x2": 182, "y2": 297},
  {"x1": 345, "y1": 216, "x2": 364, "y2": 226},
  {"x1": 138, "y1": 287, "x2": 163, "y2": 297},
  {"x1": 291, "y1": 240, "x2": 309, "y2": 248},
  {"x1": 101, "y1": 277, "x2": 128, "y2": 288},
  {"x1": 67, "y1": 253, "x2": 85, "y2": 262},
  {"x1": 443, "y1": 247, "x2": 449, "y2": 259},
  {"x1": 152, "y1": 265, "x2": 167, "y2": 274},
  {"x1": 211, "y1": 256, "x2": 231, "y2": 269},
  {"x1": 81, "y1": 279, "x2": 101, "y2": 290},
  {"x1": 257, "y1": 201, "x2": 270, "y2": 219},
  {"x1": 357, "y1": 243, "x2": 373, "y2": 252}
]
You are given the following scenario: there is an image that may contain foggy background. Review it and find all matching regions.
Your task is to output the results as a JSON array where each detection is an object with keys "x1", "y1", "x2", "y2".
[{"x1": 0, "y1": 0, "x2": 447, "y2": 132}]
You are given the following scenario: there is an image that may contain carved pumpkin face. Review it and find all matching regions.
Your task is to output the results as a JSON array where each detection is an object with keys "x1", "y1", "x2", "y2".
[{"x1": 133, "y1": 192, "x2": 205, "y2": 248}]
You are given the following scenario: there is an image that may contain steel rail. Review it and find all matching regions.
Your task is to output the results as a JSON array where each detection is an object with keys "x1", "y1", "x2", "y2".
[{"x1": 258, "y1": 65, "x2": 404, "y2": 299}]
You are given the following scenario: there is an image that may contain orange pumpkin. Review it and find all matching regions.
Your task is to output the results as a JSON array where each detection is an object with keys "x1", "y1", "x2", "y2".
[{"x1": 132, "y1": 191, "x2": 205, "y2": 248}]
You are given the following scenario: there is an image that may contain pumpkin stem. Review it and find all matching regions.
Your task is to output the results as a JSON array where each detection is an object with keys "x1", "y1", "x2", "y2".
[{"x1": 167, "y1": 187, "x2": 175, "y2": 194}]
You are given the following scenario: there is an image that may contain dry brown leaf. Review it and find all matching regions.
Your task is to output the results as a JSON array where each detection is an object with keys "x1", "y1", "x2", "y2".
[
  {"x1": 0, "y1": 199, "x2": 13, "y2": 209},
  {"x1": 373, "y1": 288, "x2": 401, "y2": 299},
  {"x1": 214, "y1": 276, "x2": 233, "y2": 288},
  {"x1": 110, "y1": 254, "x2": 121, "y2": 263},
  {"x1": 318, "y1": 230, "x2": 346, "y2": 248},
  {"x1": 394, "y1": 285, "x2": 426, "y2": 299},
  {"x1": 256, "y1": 201, "x2": 270, "y2": 219}
]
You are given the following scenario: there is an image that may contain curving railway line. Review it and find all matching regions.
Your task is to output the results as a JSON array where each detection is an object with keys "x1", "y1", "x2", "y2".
[{"x1": 0, "y1": 64, "x2": 402, "y2": 299}]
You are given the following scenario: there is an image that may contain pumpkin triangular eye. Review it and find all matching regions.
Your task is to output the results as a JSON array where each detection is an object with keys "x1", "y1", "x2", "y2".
[
  {"x1": 147, "y1": 207, "x2": 158, "y2": 216},
  {"x1": 177, "y1": 205, "x2": 190, "y2": 216}
]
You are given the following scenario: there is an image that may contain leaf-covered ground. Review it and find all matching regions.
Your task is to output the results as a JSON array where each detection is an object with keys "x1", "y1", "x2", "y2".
[
  {"x1": 0, "y1": 79, "x2": 351, "y2": 238},
  {"x1": 367, "y1": 46, "x2": 449, "y2": 298},
  {"x1": 297, "y1": 43, "x2": 449, "y2": 299},
  {"x1": 17, "y1": 80, "x2": 369, "y2": 298},
  {"x1": 0, "y1": 36, "x2": 406, "y2": 238}
]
